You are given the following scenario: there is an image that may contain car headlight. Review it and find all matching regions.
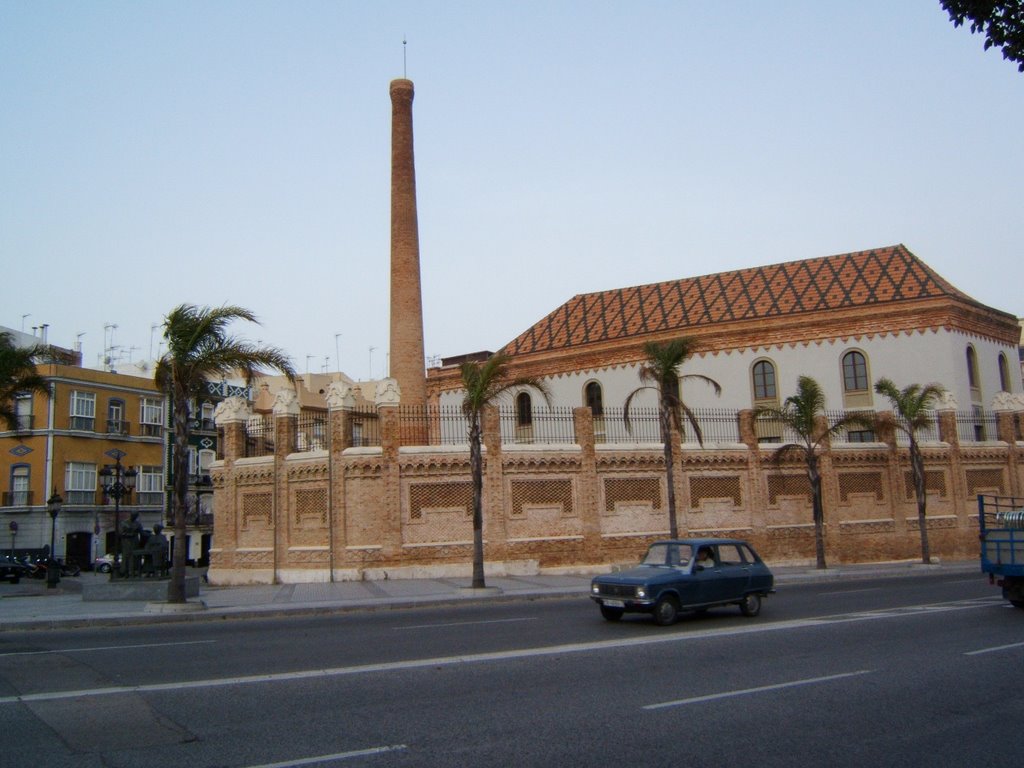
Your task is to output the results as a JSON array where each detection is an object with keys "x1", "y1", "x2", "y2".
[
  {"x1": 636, "y1": 588, "x2": 647, "y2": 599},
  {"x1": 591, "y1": 584, "x2": 600, "y2": 594}
]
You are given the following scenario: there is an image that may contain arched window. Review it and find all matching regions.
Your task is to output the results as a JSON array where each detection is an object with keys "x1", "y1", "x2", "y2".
[
  {"x1": 752, "y1": 360, "x2": 777, "y2": 403},
  {"x1": 842, "y1": 351, "x2": 869, "y2": 393},
  {"x1": 998, "y1": 353, "x2": 1010, "y2": 392},
  {"x1": 516, "y1": 392, "x2": 533, "y2": 427},
  {"x1": 966, "y1": 346, "x2": 981, "y2": 403},
  {"x1": 584, "y1": 381, "x2": 603, "y2": 416},
  {"x1": 841, "y1": 350, "x2": 872, "y2": 408}
]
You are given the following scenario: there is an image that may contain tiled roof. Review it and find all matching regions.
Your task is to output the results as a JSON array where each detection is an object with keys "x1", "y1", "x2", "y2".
[{"x1": 503, "y1": 245, "x2": 973, "y2": 356}]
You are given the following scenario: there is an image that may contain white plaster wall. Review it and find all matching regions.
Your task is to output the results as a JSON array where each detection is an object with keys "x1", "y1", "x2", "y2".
[{"x1": 437, "y1": 329, "x2": 1019, "y2": 413}]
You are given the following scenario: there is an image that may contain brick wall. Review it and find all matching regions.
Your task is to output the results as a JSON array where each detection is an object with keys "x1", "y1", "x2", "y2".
[{"x1": 207, "y1": 401, "x2": 1024, "y2": 584}]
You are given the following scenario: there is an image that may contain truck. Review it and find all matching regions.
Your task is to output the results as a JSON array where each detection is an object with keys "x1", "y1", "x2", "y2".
[{"x1": 977, "y1": 494, "x2": 1024, "y2": 609}]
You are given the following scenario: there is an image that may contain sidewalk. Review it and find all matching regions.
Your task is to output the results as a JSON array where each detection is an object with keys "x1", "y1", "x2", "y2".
[{"x1": 0, "y1": 560, "x2": 981, "y2": 632}]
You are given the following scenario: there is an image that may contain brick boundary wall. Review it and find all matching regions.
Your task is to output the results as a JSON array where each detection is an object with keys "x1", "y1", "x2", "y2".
[{"x1": 207, "y1": 402, "x2": 1023, "y2": 585}]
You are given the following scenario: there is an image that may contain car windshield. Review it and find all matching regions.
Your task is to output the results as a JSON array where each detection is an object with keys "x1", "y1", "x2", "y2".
[{"x1": 641, "y1": 543, "x2": 692, "y2": 567}]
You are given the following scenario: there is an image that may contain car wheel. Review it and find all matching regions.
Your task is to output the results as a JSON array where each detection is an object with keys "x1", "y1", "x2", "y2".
[
  {"x1": 739, "y1": 593, "x2": 762, "y2": 617},
  {"x1": 600, "y1": 604, "x2": 624, "y2": 622},
  {"x1": 99, "y1": 563, "x2": 111, "y2": 574},
  {"x1": 653, "y1": 595, "x2": 679, "y2": 626}
]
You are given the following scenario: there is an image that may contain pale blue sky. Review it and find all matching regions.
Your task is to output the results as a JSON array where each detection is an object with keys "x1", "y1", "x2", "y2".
[{"x1": 2, "y1": 2, "x2": 1021, "y2": 379}]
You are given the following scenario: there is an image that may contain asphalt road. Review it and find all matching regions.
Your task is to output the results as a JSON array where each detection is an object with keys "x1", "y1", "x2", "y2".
[{"x1": 1, "y1": 572, "x2": 1021, "y2": 768}]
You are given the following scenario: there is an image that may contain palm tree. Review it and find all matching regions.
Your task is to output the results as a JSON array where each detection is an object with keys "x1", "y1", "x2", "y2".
[
  {"x1": 0, "y1": 332, "x2": 49, "y2": 432},
  {"x1": 756, "y1": 375, "x2": 861, "y2": 570},
  {"x1": 873, "y1": 377, "x2": 945, "y2": 564},
  {"x1": 623, "y1": 337, "x2": 721, "y2": 539},
  {"x1": 461, "y1": 352, "x2": 551, "y2": 589},
  {"x1": 155, "y1": 304, "x2": 295, "y2": 603}
]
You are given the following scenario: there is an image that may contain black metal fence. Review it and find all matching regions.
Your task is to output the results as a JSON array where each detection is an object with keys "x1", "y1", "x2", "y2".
[
  {"x1": 246, "y1": 405, "x2": 1004, "y2": 452},
  {"x1": 498, "y1": 406, "x2": 576, "y2": 445}
]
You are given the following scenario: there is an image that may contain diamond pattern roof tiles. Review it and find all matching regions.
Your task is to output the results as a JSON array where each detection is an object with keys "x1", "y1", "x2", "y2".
[{"x1": 503, "y1": 245, "x2": 972, "y2": 356}]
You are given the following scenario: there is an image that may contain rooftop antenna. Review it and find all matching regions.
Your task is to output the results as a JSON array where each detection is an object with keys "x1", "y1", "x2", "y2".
[
  {"x1": 21, "y1": 314, "x2": 30, "y2": 332},
  {"x1": 403, "y1": 36, "x2": 407, "y2": 78}
]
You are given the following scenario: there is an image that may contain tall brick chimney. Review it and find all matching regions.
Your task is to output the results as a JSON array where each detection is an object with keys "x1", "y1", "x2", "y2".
[{"x1": 388, "y1": 77, "x2": 427, "y2": 408}]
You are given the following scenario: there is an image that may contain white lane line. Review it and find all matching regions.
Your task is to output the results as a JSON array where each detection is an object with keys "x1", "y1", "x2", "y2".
[
  {"x1": 964, "y1": 641, "x2": 1024, "y2": 656},
  {"x1": 0, "y1": 597, "x2": 999, "y2": 705},
  {"x1": 643, "y1": 670, "x2": 873, "y2": 710},
  {"x1": 819, "y1": 587, "x2": 882, "y2": 595},
  {"x1": 397, "y1": 617, "x2": 537, "y2": 630},
  {"x1": 0, "y1": 640, "x2": 216, "y2": 658},
  {"x1": 243, "y1": 744, "x2": 407, "y2": 767}
]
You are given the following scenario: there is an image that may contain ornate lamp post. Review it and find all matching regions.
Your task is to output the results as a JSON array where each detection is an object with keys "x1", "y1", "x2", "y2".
[
  {"x1": 46, "y1": 490, "x2": 62, "y2": 589},
  {"x1": 98, "y1": 450, "x2": 137, "y2": 577}
]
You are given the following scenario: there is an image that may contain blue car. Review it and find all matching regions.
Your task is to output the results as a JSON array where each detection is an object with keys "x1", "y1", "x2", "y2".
[{"x1": 590, "y1": 538, "x2": 775, "y2": 625}]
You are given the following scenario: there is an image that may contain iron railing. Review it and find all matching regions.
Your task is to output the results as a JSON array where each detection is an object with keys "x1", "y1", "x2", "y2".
[
  {"x1": 956, "y1": 409, "x2": 997, "y2": 443},
  {"x1": 498, "y1": 406, "x2": 576, "y2": 445},
  {"x1": 398, "y1": 405, "x2": 470, "y2": 446},
  {"x1": 246, "y1": 415, "x2": 275, "y2": 457},
  {"x1": 1, "y1": 490, "x2": 33, "y2": 507},
  {"x1": 296, "y1": 413, "x2": 329, "y2": 452}
]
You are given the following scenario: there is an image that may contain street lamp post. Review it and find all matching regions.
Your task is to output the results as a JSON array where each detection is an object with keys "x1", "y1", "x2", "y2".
[
  {"x1": 46, "y1": 491, "x2": 62, "y2": 589},
  {"x1": 98, "y1": 450, "x2": 137, "y2": 578}
]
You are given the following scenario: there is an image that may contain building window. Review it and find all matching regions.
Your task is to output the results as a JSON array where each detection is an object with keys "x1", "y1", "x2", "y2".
[
  {"x1": 107, "y1": 399, "x2": 127, "y2": 435},
  {"x1": 842, "y1": 351, "x2": 869, "y2": 392},
  {"x1": 200, "y1": 401, "x2": 216, "y2": 431},
  {"x1": 998, "y1": 353, "x2": 1010, "y2": 392},
  {"x1": 70, "y1": 391, "x2": 96, "y2": 431},
  {"x1": 516, "y1": 392, "x2": 533, "y2": 427},
  {"x1": 140, "y1": 397, "x2": 164, "y2": 437},
  {"x1": 137, "y1": 465, "x2": 164, "y2": 506},
  {"x1": 841, "y1": 351, "x2": 872, "y2": 408},
  {"x1": 752, "y1": 360, "x2": 778, "y2": 403},
  {"x1": 14, "y1": 393, "x2": 33, "y2": 431},
  {"x1": 5, "y1": 464, "x2": 31, "y2": 506},
  {"x1": 967, "y1": 346, "x2": 981, "y2": 402},
  {"x1": 584, "y1": 381, "x2": 603, "y2": 416},
  {"x1": 64, "y1": 461, "x2": 96, "y2": 504}
]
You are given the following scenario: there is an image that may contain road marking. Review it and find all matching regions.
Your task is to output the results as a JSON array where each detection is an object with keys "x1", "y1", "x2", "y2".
[
  {"x1": 643, "y1": 670, "x2": 873, "y2": 710},
  {"x1": 0, "y1": 640, "x2": 216, "y2": 658},
  {"x1": 819, "y1": 587, "x2": 882, "y2": 595},
  {"x1": 964, "y1": 641, "x2": 1024, "y2": 656},
  {"x1": 242, "y1": 745, "x2": 407, "y2": 767},
  {"x1": 0, "y1": 597, "x2": 1000, "y2": 705},
  {"x1": 397, "y1": 617, "x2": 537, "y2": 630}
]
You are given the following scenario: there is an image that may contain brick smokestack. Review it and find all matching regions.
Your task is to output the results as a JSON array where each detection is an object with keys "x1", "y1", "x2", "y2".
[{"x1": 388, "y1": 78, "x2": 427, "y2": 407}]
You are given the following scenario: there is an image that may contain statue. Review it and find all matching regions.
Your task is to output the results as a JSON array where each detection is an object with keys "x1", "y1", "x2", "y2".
[
  {"x1": 143, "y1": 523, "x2": 170, "y2": 577},
  {"x1": 118, "y1": 512, "x2": 142, "y2": 577}
]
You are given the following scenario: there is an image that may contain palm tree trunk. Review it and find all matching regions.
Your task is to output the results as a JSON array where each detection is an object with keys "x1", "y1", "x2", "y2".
[
  {"x1": 808, "y1": 461, "x2": 827, "y2": 569},
  {"x1": 660, "y1": 408, "x2": 679, "y2": 539},
  {"x1": 168, "y1": 390, "x2": 190, "y2": 603},
  {"x1": 910, "y1": 441, "x2": 930, "y2": 564},
  {"x1": 469, "y1": 417, "x2": 486, "y2": 589}
]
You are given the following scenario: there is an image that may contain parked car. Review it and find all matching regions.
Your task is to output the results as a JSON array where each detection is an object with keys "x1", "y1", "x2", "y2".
[
  {"x1": 590, "y1": 538, "x2": 775, "y2": 625},
  {"x1": 0, "y1": 555, "x2": 31, "y2": 584},
  {"x1": 94, "y1": 554, "x2": 115, "y2": 574}
]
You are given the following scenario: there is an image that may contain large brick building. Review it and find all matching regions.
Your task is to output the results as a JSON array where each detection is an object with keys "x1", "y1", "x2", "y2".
[{"x1": 428, "y1": 244, "x2": 1021, "y2": 426}]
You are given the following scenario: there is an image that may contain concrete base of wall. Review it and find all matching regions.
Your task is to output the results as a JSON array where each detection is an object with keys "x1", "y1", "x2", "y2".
[{"x1": 82, "y1": 576, "x2": 200, "y2": 602}]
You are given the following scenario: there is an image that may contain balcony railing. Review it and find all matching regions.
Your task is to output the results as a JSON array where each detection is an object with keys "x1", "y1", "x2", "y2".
[
  {"x1": 106, "y1": 420, "x2": 131, "y2": 436},
  {"x1": 13, "y1": 414, "x2": 33, "y2": 431},
  {"x1": 2, "y1": 490, "x2": 33, "y2": 507},
  {"x1": 69, "y1": 416, "x2": 95, "y2": 431},
  {"x1": 65, "y1": 489, "x2": 101, "y2": 505},
  {"x1": 140, "y1": 423, "x2": 163, "y2": 438}
]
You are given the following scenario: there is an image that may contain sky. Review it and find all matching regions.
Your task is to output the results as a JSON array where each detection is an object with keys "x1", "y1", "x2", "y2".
[{"x1": 2, "y1": 2, "x2": 1021, "y2": 381}]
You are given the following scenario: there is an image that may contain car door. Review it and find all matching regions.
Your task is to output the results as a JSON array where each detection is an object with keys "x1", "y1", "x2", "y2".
[{"x1": 713, "y1": 543, "x2": 752, "y2": 601}]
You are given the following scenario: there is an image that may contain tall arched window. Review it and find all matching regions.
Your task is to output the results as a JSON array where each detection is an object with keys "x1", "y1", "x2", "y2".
[
  {"x1": 752, "y1": 360, "x2": 777, "y2": 403},
  {"x1": 998, "y1": 353, "x2": 1010, "y2": 392},
  {"x1": 516, "y1": 392, "x2": 533, "y2": 427},
  {"x1": 841, "y1": 350, "x2": 872, "y2": 408},
  {"x1": 966, "y1": 346, "x2": 981, "y2": 403},
  {"x1": 842, "y1": 351, "x2": 869, "y2": 393},
  {"x1": 584, "y1": 381, "x2": 603, "y2": 415}
]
